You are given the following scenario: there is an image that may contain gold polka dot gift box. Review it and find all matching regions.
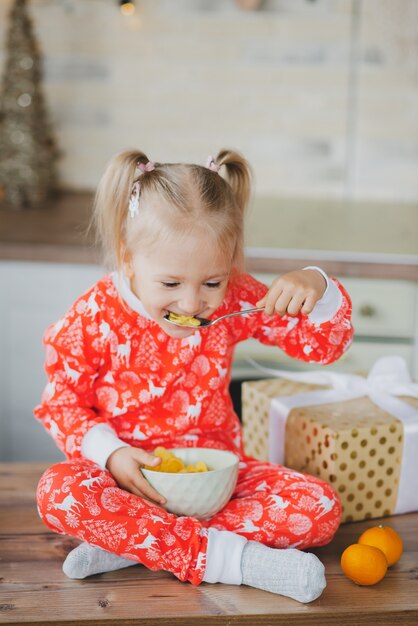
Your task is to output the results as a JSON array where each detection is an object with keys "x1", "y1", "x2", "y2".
[{"x1": 242, "y1": 356, "x2": 418, "y2": 523}]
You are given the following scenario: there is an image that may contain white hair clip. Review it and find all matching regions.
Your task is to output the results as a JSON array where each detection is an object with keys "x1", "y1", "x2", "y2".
[
  {"x1": 128, "y1": 181, "x2": 140, "y2": 219},
  {"x1": 128, "y1": 160, "x2": 156, "y2": 219}
]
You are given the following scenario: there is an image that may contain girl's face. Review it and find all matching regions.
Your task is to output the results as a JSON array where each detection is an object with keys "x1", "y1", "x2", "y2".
[{"x1": 125, "y1": 231, "x2": 232, "y2": 338}]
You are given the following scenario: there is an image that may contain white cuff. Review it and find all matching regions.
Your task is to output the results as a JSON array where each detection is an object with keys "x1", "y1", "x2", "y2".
[
  {"x1": 81, "y1": 423, "x2": 129, "y2": 469},
  {"x1": 203, "y1": 528, "x2": 247, "y2": 585},
  {"x1": 303, "y1": 266, "x2": 342, "y2": 325}
]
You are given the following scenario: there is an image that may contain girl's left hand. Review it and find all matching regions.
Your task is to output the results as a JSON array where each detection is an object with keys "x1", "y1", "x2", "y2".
[{"x1": 256, "y1": 269, "x2": 327, "y2": 317}]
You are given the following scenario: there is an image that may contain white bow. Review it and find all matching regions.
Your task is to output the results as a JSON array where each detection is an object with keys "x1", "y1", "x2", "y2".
[{"x1": 249, "y1": 356, "x2": 418, "y2": 514}]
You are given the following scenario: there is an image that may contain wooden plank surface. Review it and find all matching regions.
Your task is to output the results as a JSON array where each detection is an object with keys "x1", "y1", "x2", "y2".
[{"x1": 1, "y1": 463, "x2": 418, "y2": 626}]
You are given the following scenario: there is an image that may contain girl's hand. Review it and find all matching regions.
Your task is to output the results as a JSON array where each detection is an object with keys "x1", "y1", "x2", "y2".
[
  {"x1": 256, "y1": 269, "x2": 327, "y2": 317},
  {"x1": 106, "y1": 446, "x2": 166, "y2": 505}
]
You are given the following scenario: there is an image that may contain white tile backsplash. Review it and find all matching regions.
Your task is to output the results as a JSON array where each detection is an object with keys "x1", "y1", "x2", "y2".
[{"x1": 0, "y1": 0, "x2": 416, "y2": 202}]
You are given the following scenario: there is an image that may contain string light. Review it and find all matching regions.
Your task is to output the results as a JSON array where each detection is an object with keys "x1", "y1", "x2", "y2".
[{"x1": 119, "y1": 0, "x2": 135, "y2": 16}]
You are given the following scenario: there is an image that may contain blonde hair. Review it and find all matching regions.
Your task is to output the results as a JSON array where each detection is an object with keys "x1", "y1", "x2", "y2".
[{"x1": 92, "y1": 149, "x2": 252, "y2": 273}]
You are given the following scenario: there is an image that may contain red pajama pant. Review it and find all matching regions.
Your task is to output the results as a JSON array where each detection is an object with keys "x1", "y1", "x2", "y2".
[{"x1": 36, "y1": 457, "x2": 342, "y2": 585}]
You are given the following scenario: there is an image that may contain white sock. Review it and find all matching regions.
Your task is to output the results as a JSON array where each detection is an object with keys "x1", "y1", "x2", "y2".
[
  {"x1": 241, "y1": 541, "x2": 326, "y2": 603},
  {"x1": 203, "y1": 528, "x2": 248, "y2": 584},
  {"x1": 62, "y1": 542, "x2": 137, "y2": 579},
  {"x1": 202, "y1": 529, "x2": 326, "y2": 603}
]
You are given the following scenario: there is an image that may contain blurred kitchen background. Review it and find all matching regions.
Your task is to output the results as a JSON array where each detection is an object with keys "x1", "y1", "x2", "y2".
[{"x1": 0, "y1": 0, "x2": 417, "y2": 462}]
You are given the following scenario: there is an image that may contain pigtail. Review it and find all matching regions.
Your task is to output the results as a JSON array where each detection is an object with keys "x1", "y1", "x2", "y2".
[
  {"x1": 215, "y1": 149, "x2": 252, "y2": 215},
  {"x1": 92, "y1": 149, "x2": 152, "y2": 269}
]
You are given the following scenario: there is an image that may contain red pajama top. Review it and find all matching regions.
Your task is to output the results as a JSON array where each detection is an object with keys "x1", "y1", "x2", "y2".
[{"x1": 34, "y1": 272, "x2": 353, "y2": 463}]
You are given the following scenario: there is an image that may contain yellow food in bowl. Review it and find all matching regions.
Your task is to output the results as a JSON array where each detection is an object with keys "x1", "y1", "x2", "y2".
[
  {"x1": 168, "y1": 312, "x2": 201, "y2": 327},
  {"x1": 141, "y1": 447, "x2": 239, "y2": 518},
  {"x1": 144, "y1": 446, "x2": 209, "y2": 473}
]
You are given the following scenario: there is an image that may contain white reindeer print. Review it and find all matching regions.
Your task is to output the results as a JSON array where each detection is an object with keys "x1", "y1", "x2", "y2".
[
  {"x1": 51, "y1": 494, "x2": 82, "y2": 514},
  {"x1": 236, "y1": 519, "x2": 260, "y2": 533},
  {"x1": 117, "y1": 339, "x2": 131, "y2": 364},
  {"x1": 63, "y1": 361, "x2": 82, "y2": 383},
  {"x1": 112, "y1": 394, "x2": 136, "y2": 417},
  {"x1": 187, "y1": 393, "x2": 204, "y2": 420},
  {"x1": 86, "y1": 293, "x2": 100, "y2": 317},
  {"x1": 148, "y1": 381, "x2": 165, "y2": 398},
  {"x1": 80, "y1": 475, "x2": 104, "y2": 491},
  {"x1": 269, "y1": 494, "x2": 290, "y2": 509},
  {"x1": 254, "y1": 481, "x2": 269, "y2": 492},
  {"x1": 132, "y1": 533, "x2": 158, "y2": 549},
  {"x1": 314, "y1": 495, "x2": 335, "y2": 519}
]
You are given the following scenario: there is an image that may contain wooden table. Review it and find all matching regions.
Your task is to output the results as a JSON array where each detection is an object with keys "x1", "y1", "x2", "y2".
[{"x1": 1, "y1": 463, "x2": 418, "y2": 625}]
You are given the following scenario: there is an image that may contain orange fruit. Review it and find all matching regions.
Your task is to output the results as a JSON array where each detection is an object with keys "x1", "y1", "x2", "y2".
[
  {"x1": 341, "y1": 543, "x2": 387, "y2": 586},
  {"x1": 358, "y1": 525, "x2": 403, "y2": 567}
]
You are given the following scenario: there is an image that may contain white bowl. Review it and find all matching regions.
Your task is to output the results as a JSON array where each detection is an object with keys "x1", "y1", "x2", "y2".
[{"x1": 141, "y1": 448, "x2": 239, "y2": 519}]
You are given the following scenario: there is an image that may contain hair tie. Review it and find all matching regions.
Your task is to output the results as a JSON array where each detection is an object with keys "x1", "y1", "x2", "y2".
[
  {"x1": 206, "y1": 156, "x2": 221, "y2": 173},
  {"x1": 138, "y1": 160, "x2": 155, "y2": 173}
]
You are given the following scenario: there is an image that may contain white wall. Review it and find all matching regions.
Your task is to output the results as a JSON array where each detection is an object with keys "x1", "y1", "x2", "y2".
[
  {"x1": 0, "y1": 0, "x2": 417, "y2": 202},
  {"x1": 0, "y1": 261, "x2": 103, "y2": 462}
]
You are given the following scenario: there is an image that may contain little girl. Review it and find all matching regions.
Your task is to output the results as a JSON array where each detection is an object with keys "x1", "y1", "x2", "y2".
[{"x1": 35, "y1": 149, "x2": 353, "y2": 603}]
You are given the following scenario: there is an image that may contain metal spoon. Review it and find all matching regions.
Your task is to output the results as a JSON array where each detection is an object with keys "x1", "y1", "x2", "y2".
[{"x1": 164, "y1": 307, "x2": 264, "y2": 329}]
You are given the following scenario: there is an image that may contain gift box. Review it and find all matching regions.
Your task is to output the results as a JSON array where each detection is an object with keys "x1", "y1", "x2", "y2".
[{"x1": 242, "y1": 357, "x2": 418, "y2": 523}]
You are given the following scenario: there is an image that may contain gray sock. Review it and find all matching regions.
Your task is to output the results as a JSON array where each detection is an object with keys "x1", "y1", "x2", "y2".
[
  {"x1": 63, "y1": 542, "x2": 137, "y2": 579},
  {"x1": 241, "y1": 541, "x2": 326, "y2": 603}
]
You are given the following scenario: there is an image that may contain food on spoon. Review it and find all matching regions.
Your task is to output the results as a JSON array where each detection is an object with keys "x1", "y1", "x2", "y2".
[
  {"x1": 167, "y1": 312, "x2": 201, "y2": 327},
  {"x1": 144, "y1": 446, "x2": 209, "y2": 473}
]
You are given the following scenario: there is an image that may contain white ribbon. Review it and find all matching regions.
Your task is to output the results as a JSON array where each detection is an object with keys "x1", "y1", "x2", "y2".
[{"x1": 248, "y1": 356, "x2": 418, "y2": 514}]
